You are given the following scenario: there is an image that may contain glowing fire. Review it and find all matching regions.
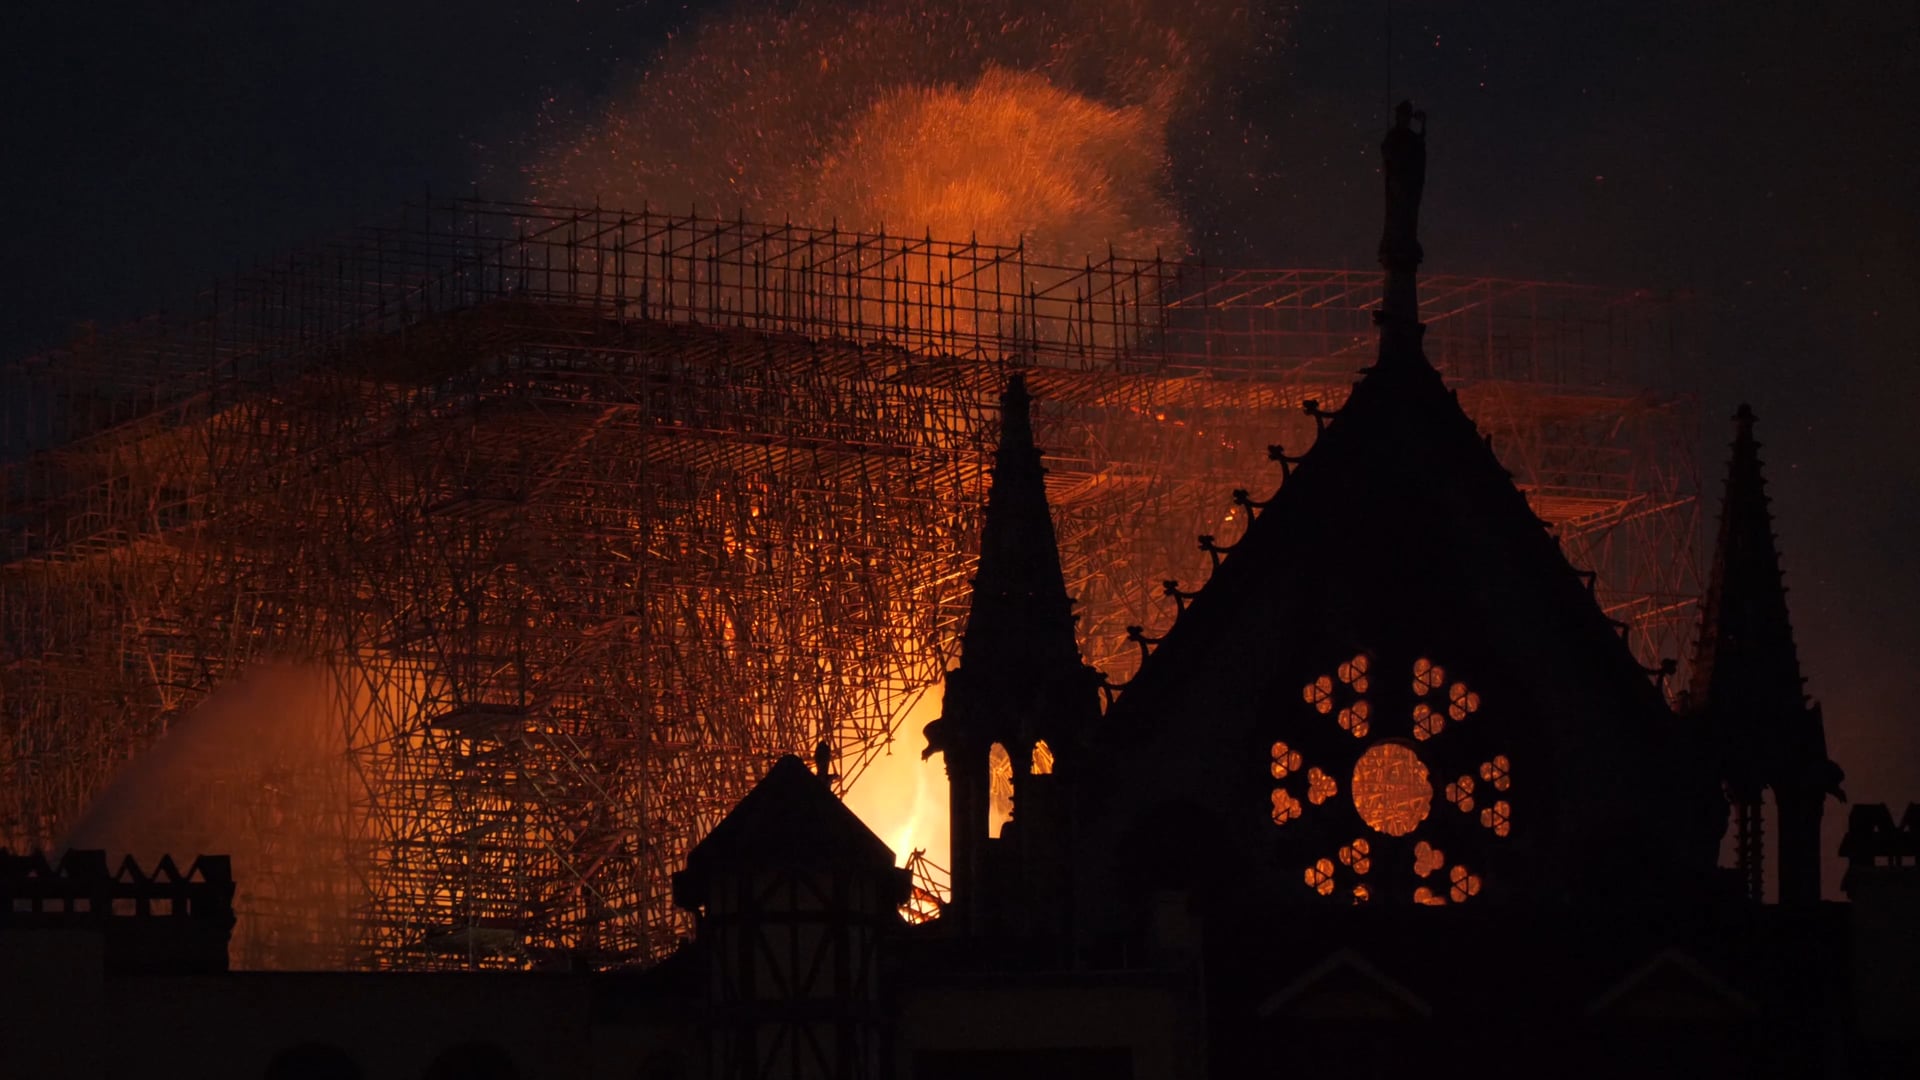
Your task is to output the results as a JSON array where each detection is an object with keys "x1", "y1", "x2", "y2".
[
  {"x1": 519, "y1": 0, "x2": 1262, "y2": 877},
  {"x1": 842, "y1": 682, "x2": 951, "y2": 871},
  {"x1": 55, "y1": 0, "x2": 1281, "y2": 964},
  {"x1": 809, "y1": 68, "x2": 1183, "y2": 262},
  {"x1": 519, "y1": 0, "x2": 1260, "y2": 263}
]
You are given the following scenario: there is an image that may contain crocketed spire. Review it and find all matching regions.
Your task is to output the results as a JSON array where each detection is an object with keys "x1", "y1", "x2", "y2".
[
  {"x1": 954, "y1": 373, "x2": 1083, "y2": 674},
  {"x1": 923, "y1": 373, "x2": 1103, "y2": 936},
  {"x1": 1689, "y1": 404, "x2": 1843, "y2": 904}
]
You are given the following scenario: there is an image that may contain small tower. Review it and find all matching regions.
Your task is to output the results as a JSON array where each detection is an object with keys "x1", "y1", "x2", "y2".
[
  {"x1": 1689, "y1": 404, "x2": 1844, "y2": 905},
  {"x1": 922, "y1": 374, "x2": 1104, "y2": 938},
  {"x1": 673, "y1": 756, "x2": 909, "y2": 1080}
]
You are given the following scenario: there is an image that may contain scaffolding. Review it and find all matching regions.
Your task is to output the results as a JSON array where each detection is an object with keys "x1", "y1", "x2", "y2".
[{"x1": 0, "y1": 198, "x2": 1699, "y2": 969}]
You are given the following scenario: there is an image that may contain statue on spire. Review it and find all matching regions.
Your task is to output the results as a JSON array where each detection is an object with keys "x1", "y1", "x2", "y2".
[
  {"x1": 1379, "y1": 100, "x2": 1428, "y2": 270},
  {"x1": 1374, "y1": 100, "x2": 1429, "y2": 359}
]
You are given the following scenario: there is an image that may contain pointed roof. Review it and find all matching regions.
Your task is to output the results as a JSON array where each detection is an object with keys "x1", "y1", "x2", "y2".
[
  {"x1": 1104, "y1": 324, "x2": 1664, "y2": 731},
  {"x1": 958, "y1": 373, "x2": 1081, "y2": 672},
  {"x1": 1081, "y1": 105, "x2": 1708, "y2": 901},
  {"x1": 924, "y1": 374, "x2": 1092, "y2": 761},
  {"x1": 1256, "y1": 948, "x2": 1434, "y2": 1019},
  {"x1": 1688, "y1": 406, "x2": 1807, "y2": 720},
  {"x1": 1585, "y1": 948, "x2": 1754, "y2": 1019},
  {"x1": 1688, "y1": 404, "x2": 1840, "y2": 797},
  {"x1": 1106, "y1": 101, "x2": 1662, "y2": 737},
  {"x1": 674, "y1": 756, "x2": 900, "y2": 907}
]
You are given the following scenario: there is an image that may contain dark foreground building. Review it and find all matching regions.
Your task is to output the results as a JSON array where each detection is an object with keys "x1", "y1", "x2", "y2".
[{"x1": 4, "y1": 107, "x2": 1916, "y2": 1079}]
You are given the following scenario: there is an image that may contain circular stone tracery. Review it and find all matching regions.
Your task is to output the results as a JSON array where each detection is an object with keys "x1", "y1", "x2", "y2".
[{"x1": 1351, "y1": 741, "x2": 1432, "y2": 837}]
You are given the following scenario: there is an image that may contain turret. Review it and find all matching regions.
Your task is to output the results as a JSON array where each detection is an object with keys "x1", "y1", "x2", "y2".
[
  {"x1": 1688, "y1": 404, "x2": 1844, "y2": 904},
  {"x1": 921, "y1": 374, "x2": 1104, "y2": 938}
]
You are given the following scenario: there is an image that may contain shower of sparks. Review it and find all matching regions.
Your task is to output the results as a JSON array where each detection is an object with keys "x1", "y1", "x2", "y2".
[
  {"x1": 519, "y1": 0, "x2": 1278, "y2": 914},
  {"x1": 526, "y1": 0, "x2": 1272, "y2": 263}
]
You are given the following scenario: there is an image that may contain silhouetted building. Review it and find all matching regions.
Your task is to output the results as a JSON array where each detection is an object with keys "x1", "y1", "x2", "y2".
[
  {"x1": 920, "y1": 371, "x2": 1104, "y2": 945},
  {"x1": 1, "y1": 849, "x2": 235, "y2": 973},
  {"x1": 3, "y1": 106, "x2": 1912, "y2": 1080},
  {"x1": 896, "y1": 100, "x2": 1856, "y2": 1080},
  {"x1": 1840, "y1": 803, "x2": 1920, "y2": 1072},
  {"x1": 1688, "y1": 403, "x2": 1846, "y2": 905},
  {"x1": 673, "y1": 754, "x2": 907, "y2": 1079}
]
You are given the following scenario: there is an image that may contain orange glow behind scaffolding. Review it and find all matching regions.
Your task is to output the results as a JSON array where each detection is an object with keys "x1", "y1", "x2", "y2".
[
  {"x1": 1, "y1": 200, "x2": 1697, "y2": 969},
  {"x1": 807, "y1": 68, "x2": 1184, "y2": 263}
]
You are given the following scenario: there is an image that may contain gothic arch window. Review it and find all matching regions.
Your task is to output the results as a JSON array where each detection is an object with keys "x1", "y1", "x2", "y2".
[
  {"x1": 1030, "y1": 740, "x2": 1055, "y2": 775},
  {"x1": 1271, "y1": 652, "x2": 1512, "y2": 904},
  {"x1": 988, "y1": 742, "x2": 1014, "y2": 837}
]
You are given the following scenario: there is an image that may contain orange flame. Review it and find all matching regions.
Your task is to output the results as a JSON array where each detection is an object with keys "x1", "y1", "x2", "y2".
[
  {"x1": 842, "y1": 682, "x2": 951, "y2": 871},
  {"x1": 521, "y1": 0, "x2": 1253, "y2": 263}
]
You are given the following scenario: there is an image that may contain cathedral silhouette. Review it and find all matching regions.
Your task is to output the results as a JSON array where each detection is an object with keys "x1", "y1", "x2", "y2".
[
  {"x1": 670, "y1": 102, "x2": 1902, "y2": 1080},
  {"x1": 4, "y1": 105, "x2": 1915, "y2": 1080}
]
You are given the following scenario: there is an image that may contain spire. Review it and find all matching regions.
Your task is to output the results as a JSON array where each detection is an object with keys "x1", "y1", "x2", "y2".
[
  {"x1": 1689, "y1": 404, "x2": 1843, "y2": 904},
  {"x1": 1690, "y1": 405, "x2": 1806, "y2": 718},
  {"x1": 1375, "y1": 100, "x2": 1431, "y2": 371},
  {"x1": 923, "y1": 373, "x2": 1088, "y2": 765},
  {"x1": 922, "y1": 373, "x2": 1103, "y2": 936},
  {"x1": 955, "y1": 373, "x2": 1081, "y2": 671}
]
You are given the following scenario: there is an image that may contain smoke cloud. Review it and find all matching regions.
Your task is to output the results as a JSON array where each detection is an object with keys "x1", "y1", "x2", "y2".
[{"x1": 64, "y1": 662, "x2": 353, "y2": 970}]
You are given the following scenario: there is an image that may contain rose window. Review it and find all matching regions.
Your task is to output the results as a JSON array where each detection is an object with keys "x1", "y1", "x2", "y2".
[
  {"x1": 1302, "y1": 837, "x2": 1375, "y2": 903},
  {"x1": 1408, "y1": 840, "x2": 1482, "y2": 905},
  {"x1": 1272, "y1": 654, "x2": 1512, "y2": 904},
  {"x1": 1350, "y1": 742, "x2": 1431, "y2": 836}
]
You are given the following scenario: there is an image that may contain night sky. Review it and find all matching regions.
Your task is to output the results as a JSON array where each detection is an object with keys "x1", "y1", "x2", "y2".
[{"x1": 4, "y1": 1, "x2": 1915, "y2": 889}]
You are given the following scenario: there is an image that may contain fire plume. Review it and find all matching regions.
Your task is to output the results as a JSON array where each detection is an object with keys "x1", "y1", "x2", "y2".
[
  {"x1": 810, "y1": 68, "x2": 1183, "y2": 262},
  {"x1": 521, "y1": 0, "x2": 1263, "y2": 264}
]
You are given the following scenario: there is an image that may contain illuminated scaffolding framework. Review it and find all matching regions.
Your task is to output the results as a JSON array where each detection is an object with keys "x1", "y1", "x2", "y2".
[{"x1": 0, "y1": 199, "x2": 1698, "y2": 970}]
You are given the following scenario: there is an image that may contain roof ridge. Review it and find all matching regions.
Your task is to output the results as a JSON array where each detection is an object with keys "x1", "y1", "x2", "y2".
[
  {"x1": 676, "y1": 755, "x2": 898, "y2": 901},
  {"x1": 1109, "y1": 349, "x2": 1658, "y2": 720},
  {"x1": 1103, "y1": 100, "x2": 1667, "y2": 733}
]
